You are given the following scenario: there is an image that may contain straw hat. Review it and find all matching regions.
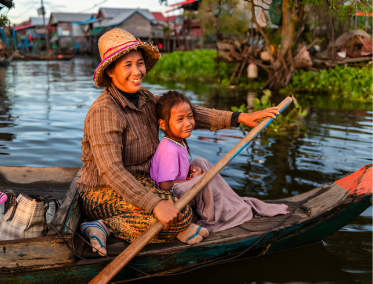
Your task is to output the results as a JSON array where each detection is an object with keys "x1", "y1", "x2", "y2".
[{"x1": 93, "y1": 28, "x2": 161, "y2": 88}]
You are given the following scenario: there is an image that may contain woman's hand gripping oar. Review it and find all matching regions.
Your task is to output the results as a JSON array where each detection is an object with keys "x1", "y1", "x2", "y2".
[{"x1": 89, "y1": 96, "x2": 293, "y2": 284}]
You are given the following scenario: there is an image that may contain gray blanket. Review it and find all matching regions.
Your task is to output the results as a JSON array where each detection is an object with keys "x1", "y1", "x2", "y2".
[{"x1": 172, "y1": 157, "x2": 288, "y2": 233}]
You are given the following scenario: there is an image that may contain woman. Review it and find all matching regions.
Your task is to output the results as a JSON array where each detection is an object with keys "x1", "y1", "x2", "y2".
[{"x1": 77, "y1": 28, "x2": 280, "y2": 248}]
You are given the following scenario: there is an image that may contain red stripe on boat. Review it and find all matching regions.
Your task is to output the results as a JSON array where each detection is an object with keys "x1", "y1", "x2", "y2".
[{"x1": 335, "y1": 164, "x2": 372, "y2": 195}]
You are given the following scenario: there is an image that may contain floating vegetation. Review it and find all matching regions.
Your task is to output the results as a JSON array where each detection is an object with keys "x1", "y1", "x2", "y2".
[
  {"x1": 283, "y1": 65, "x2": 373, "y2": 102},
  {"x1": 231, "y1": 90, "x2": 307, "y2": 137},
  {"x1": 147, "y1": 49, "x2": 234, "y2": 82}
]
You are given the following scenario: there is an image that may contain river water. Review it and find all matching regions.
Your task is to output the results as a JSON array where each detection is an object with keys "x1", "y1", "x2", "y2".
[{"x1": 0, "y1": 56, "x2": 371, "y2": 284}]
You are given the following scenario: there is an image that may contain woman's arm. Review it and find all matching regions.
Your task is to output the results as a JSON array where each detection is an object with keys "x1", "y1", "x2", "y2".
[
  {"x1": 150, "y1": 88, "x2": 279, "y2": 134},
  {"x1": 193, "y1": 106, "x2": 279, "y2": 130},
  {"x1": 193, "y1": 106, "x2": 233, "y2": 131}
]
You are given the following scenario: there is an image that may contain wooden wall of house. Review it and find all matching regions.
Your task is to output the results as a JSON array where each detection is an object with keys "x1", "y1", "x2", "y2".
[
  {"x1": 57, "y1": 36, "x2": 88, "y2": 52},
  {"x1": 118, "y1": 13, "x2": 151, "y2": 38}
]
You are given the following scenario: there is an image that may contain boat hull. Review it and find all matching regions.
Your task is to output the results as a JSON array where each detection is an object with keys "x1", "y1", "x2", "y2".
[{"x1": 0, "y1": 194, "x2": 370, "y2": 284}]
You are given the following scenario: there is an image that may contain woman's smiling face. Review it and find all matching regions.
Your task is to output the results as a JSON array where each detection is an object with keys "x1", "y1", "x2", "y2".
[{"x1": 106, "y1": 50, "x2": 146, "y2": 93}]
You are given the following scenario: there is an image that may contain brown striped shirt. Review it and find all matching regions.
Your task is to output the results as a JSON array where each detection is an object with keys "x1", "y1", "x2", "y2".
[{"x1": 76, "y1": 84, "x2": 233, "y2": 213}]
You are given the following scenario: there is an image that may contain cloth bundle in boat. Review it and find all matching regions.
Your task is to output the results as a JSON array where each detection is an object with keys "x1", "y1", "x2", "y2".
[
  {"x1": 0, "y1": 191, "x2": 60, "y2": 240},
  {"x1": 172, "y1": 157, "x2": 288, "y2": 233}
]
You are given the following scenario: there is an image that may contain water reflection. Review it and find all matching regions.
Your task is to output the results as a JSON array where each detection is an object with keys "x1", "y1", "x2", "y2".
[
  {"x1": 133, "y1": 244, "x2": 358, "y2": 284},
  {"x1": 0, "y1": 57, "x2": 371, "y2": 283},
  {"x1": 246, "y1": 92, "x2": 257, "y2": 110}
]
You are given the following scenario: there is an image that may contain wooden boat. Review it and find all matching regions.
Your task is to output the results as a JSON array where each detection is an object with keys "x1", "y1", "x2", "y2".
[
  {"x1": 0, "y1": 164, "x2": 371, "y2": 283},
  {"x1": 15, "y1": 54, "x2": 75, "y2": 61}
]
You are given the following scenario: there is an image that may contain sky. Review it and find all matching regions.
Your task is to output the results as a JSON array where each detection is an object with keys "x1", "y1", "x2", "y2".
[{"x1": 7, "y1": 0, "x2": 183, "y2": 25}]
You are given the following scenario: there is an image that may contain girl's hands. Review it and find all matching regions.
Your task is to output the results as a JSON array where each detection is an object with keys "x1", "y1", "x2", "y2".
[
  {"x1": 189, "y1": 166, "x2": 205, "y2": 178},
  {"x1": 238, "y1": 107, "x2": 280, "y2": 128},
  {"x1": 153, "y1": 199, "x2": 184, "y2": 230}
]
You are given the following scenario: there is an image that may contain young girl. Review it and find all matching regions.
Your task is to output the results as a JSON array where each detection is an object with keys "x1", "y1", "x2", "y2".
[{"x1": 150, "y1": 91, "x2": 289, "y2": 236}]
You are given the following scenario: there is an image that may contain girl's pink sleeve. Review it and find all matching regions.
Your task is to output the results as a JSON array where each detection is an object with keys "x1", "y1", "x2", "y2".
[{"x1": 151, "y1": 150, "x2": 180, "y2": 185}]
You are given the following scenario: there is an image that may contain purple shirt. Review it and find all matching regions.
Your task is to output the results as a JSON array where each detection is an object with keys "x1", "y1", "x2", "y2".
[{"x1": 150, "y1": 138, "x2": 190, "y2": 185}]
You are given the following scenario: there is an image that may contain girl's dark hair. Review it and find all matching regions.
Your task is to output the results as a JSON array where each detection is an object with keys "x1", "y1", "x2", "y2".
[{"x1": 155, "y1": 90, "x2": 195, "y2": 129}]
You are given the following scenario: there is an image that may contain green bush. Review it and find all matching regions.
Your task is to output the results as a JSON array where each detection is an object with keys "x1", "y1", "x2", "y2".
[
  {"x1": 148, "y1": 49, "x2": 266, "y2": 92},
  {"x1": 148, "y1": 49, "x2": 234, "y2": 82},
  {"x1": 283, "y1": 65, "x2": 373, "y2": 102}
]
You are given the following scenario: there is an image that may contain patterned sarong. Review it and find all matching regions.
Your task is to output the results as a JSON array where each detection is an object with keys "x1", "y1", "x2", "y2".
[{"x1": 80, "y1": 173, "x2": 192, "y2": 243}]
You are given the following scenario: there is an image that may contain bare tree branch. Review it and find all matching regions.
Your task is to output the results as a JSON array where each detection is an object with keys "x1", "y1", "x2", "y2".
[
  {"x1": 252, "y1": 3, "x2": 269, "y2": 10},
  {"x1": 293, "y1": 5, "x2": 312, "y2": 43},
  {"x1": 248, "y1": 55, "x2": 272, "y2": 72},
  {"x1": 245, "y1": 0, "x2": 273, "y2": 60},
  {"x1": 326, "y1": 0, "x2": 335, "y2": 62}
]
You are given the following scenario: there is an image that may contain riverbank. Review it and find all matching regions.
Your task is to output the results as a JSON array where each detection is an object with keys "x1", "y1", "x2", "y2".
[{"x1": 148, "y1": 50, "x2": 372, "y2": 102}]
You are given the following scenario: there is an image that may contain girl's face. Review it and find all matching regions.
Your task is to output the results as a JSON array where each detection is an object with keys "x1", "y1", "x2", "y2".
[
  {"x1": 106, "y1": 50, "x2": 146, "y2": 93},
  {"x1": 159, "y1": 101, "x2": 195, "y2": 142}
]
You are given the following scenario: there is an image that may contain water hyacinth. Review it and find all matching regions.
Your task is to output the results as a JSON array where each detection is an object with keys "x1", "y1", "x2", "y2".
[
  {"x1": 231, "y1": 91, "x2": 308, "y2": 136},
  {"x1": 147, "y1": 49, "x2": 233, "y2": 82},
  {"x1": 283, "y1": 65, "x2": 372, "y2": 102}
]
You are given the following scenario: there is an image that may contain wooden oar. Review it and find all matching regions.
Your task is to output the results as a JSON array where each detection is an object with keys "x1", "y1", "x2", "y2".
[{"x1": 89, "y1": 96, "x2": 293, "y2": 284}]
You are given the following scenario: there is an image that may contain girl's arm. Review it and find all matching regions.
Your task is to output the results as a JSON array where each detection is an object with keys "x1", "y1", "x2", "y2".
[
  {"x1": 159, "y1": 166, "x2": 207, "y2": 191},
  {"x1": 159, "y1": 180, "x2": 188, "y2": 191}
]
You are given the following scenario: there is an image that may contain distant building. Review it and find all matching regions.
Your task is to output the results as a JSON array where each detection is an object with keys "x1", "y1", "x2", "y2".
[
  {"x1": 14, "y1": 17, "x2": 50, "y2": 52},
  {"x1": 49, "y1": 13, "x2": 94, "y2": 52},
  {"x1": 83, "y1": 7, "x2": 162, "y2": 54},
  {"x1": 151, "y1": 12, "x2": 167, "y2": 37},
  {"x1": 105, "y1": 9, "x2": 156, "y2": 39},
  {"x1": 167, "y1": 0, "x2": 201, "y2": 38},
  {"x1": 165, "y1": 15, "x2": 183, "y2": 36},
  {"x1": 15, "y1": 17, "x2": 50, "y2": 35},
  {"x1": 152, "y1": 12, "x2": 167, "y2": 23}
]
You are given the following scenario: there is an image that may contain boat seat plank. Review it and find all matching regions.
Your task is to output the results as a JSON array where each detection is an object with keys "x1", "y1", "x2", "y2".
[
  {"x1": 0, "y1": 234, "x2": 75, "y2": 272},
  {"x1": 265, "y1": 185, "x2": 330, "y2": 204},
  {"x1": 0, "y1": 166, "x2": 80, "y2": 199}
]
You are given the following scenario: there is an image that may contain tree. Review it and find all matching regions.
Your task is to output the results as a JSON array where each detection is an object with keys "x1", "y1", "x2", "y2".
[
  {"x1": 243, "y1": 0, "x2": 310, "y2": 91},
  {"x1": 198, "y1": 0, "x2": 250, "y2": 39},
  {"x1": 245, "y1": 0, "x2": 372, "y2": 92}
]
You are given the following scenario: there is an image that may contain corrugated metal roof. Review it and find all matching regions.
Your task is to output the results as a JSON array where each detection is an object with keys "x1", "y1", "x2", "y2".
[
  {"x1": 90, "y1": 27, "x2": 105, "y2": 35},
  {"x1": 151, "y1": 12, "x2": 166, "y2": 22},
  {"x1": 14, "y1": 23, "x2": 32, "y2": 31},
  {"x1": 81, "y1": 18, "x2": 102, "y2": 25},
  {"x1": 169, "y1": 0, "x2": 198, "y2": 7},
  {"x1": 105, "y1": 9, "x2": 155, "y2": 27},
  {"x1": 30, "y1": 17, "x2": 49, "y2": 27},
  {"x1": 15, "y1": 17, "x2": 49, "y2": 31},
  {"x1": 98, "y1": 7, "x2": 150, "y2": 19},
  {"x1": 49, "y1": 13, "x2": 93, "y2": 25}
]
